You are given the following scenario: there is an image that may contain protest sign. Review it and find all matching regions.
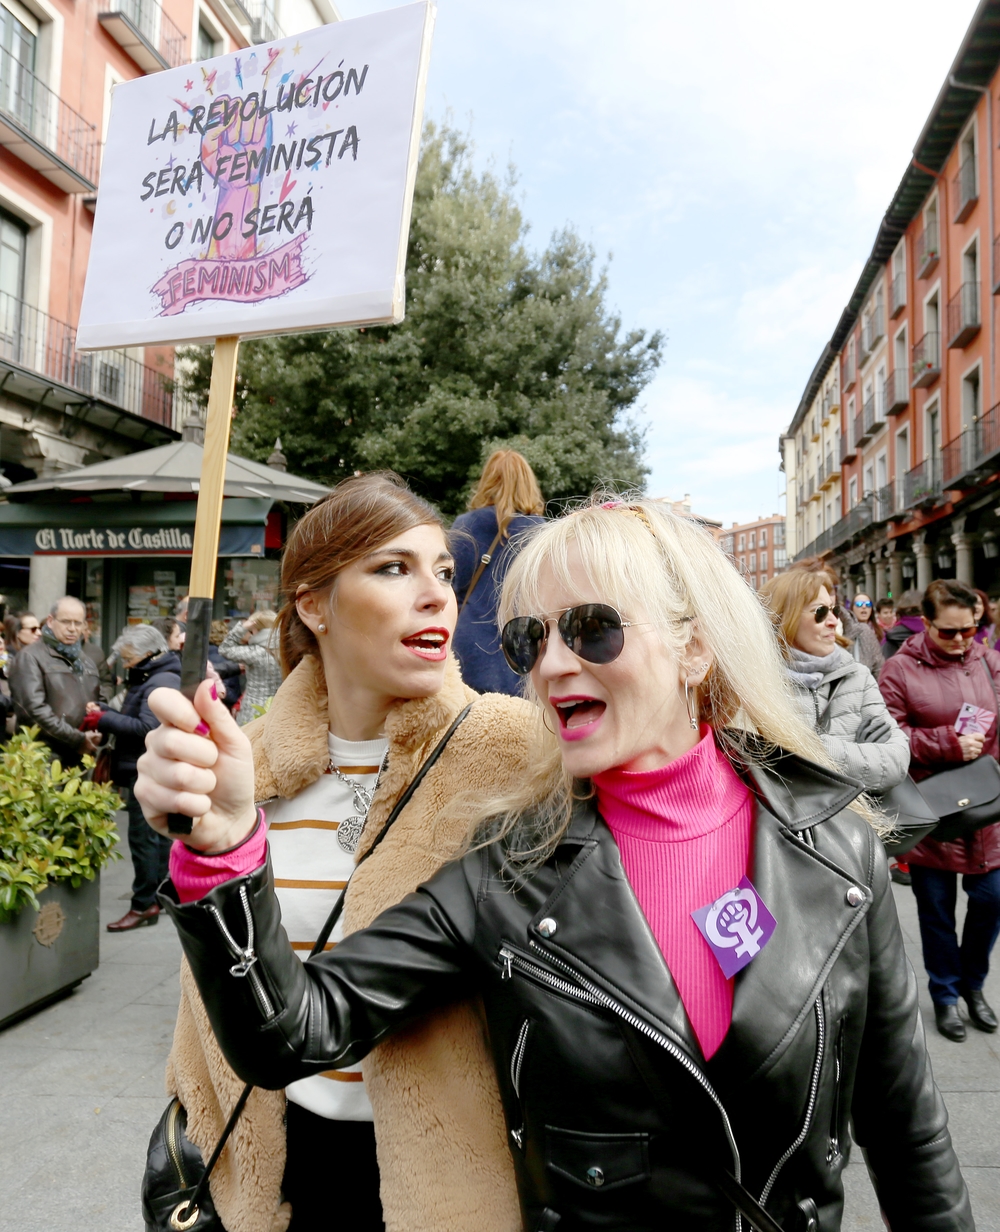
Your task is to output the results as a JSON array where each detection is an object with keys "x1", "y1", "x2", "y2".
[
  {"x1": 74, "y1": 3, "x2": 435, "y2": 832},
  {"x1": 77, "y1": 1, "x2": 434, "y2": 348}
]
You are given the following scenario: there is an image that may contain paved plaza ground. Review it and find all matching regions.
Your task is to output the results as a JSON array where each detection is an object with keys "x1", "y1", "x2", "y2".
[{"x1": 0, "y1": 817, "x2": 998, "y2": 1231}]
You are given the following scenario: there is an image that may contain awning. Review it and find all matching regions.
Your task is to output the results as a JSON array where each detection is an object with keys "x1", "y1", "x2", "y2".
[{"x1": 0, "y1": 497, "x2": 272, "y2": 557}]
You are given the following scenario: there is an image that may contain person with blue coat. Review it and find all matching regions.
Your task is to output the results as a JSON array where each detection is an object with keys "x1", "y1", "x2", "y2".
[{"x1": 450, "y1": 449, "x2": 545, "y2": 694}]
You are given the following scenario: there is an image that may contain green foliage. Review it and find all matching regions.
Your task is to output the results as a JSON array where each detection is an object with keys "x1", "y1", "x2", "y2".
[
  {"x1": 0, "y1": 729, "x2": 121, "y2": 924},
  {"x1": 181, "y1": 123, "x2": 663, "y2": 513}
]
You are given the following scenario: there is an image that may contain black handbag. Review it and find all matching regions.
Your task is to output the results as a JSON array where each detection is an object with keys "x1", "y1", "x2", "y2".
[
  {"x1": 878, "y1": 775, "x2": 940, "y2": 857},
  {"x1": 917, "y1": 658, "x2": 1000, "y2": 844},
  {"x1": 142, "y1": 704, "x2": 473, "y2": 1232}
]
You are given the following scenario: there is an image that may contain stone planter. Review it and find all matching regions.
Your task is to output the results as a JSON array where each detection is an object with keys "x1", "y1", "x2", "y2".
[{"x1": 0, "y1": 876, "x2": 100, "y2": 1029}]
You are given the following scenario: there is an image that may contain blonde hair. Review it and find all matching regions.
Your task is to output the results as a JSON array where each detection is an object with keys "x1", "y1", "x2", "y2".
[
  {"x1": 758, "y1": 570, "x2": 828, "y2": 655},
  {"x1": 468, "y1": 499, "x2": 859, "y2": 868},
  {"x1": 468, "y1": 449, "x2": 545, "y2": 537}
]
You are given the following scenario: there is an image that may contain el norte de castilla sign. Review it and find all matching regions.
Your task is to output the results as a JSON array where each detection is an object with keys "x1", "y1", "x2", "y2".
[{"x1": 0, "y1": 525, "x2": 264, "y2": 557}]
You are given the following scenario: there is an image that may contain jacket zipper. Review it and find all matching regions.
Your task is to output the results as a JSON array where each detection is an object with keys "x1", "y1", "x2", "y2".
[
  {"x1": 165, "y1": 1099, "x2": 188, "y2": 1189},
  {"x1": 827, "y1": 1017, "x2": 846, "y2": 1165},
  {"x1": 499, "y1": 942, "x2": 745, "y2": 1222},
  {"x1": 508, "y1": 1017, "x2": 532, "y2": 1150},
  {"x1": 758, "y1": 998, "x2": 825, "y2": 1207},
  {"x1": 207, "y1": 884, "x2": 276, "y2": 1021}
]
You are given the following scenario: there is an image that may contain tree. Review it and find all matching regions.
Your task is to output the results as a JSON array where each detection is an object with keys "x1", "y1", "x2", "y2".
[{"x1": 182, "y1": 124, "x2": 663, "y2": 514}]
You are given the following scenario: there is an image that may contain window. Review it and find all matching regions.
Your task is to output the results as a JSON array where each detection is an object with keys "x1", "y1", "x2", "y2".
[
  {"x1": 739, "y1": 556, "x2": 745, "y2": 572},
  {"x1": 957, "y1": 122, "x2": 977, "y2": 213},
  {"x1": 876, "y1": 452, "x2": 888, "y2": 491},
  {"x1": 774, "y1": 524, "x2": 785, "y2": 546},
  {"x1": 864, "y1": 463, "x2": 875, "y2": 495},
  {"x1": 894, "y1": 327, "x2": 907, "y2": 374},
  {"x1": 760, "y1": 551, "x2": 768, "y2": 572},
  {"x1": 749, "y1": 554, "x2": 757, "y2": 573},
  {"x1": 775, "y1": 548, "x2": 787, "y2": 569},
  {"x1": 875, "y1": 363, "x2": 886, "y2": 415},
  {"x1": 197, "y1": 23, "x2": 217, "y2": 60},
  {"x1": 834, "y1": 494, "x2": 842, "y2": 522},
  {"x1": 896, "y1": 426, "x2": 910, "y2": 477},
  {"x1": 926, "y1": 291, "x2": 939, "y2": 338},
  {"x1": 0, "y1": 5, "x2": 36, "y2": 128},
  {"x1": 760, "y1": 528, "x2": 768, "y2": 548},
  {"x1": 962, "y1": 365, "x2": 981, "y2": 431},
  {"x1": 926, "y1": 401, "x2": 941, "y2": 460},
  {"x1": 749, "y1": 531, "x2": 755, "y2": 549},
  {"x1": 738, "y1": 534, "x2": 745, "y2": 552},
  {"x1": 0, "y1": 207, "x2": 27, "y2": 304},
  {"x1": 847, "y1": 395, "x2": 856, "y2": 446},
  {"x1": 849, "y1": 476, "x2": 858, "y2": 508}
]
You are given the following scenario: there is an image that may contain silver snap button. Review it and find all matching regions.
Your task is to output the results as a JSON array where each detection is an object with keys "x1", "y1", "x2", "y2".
[
  {"x1": 537, "y1": 917, "x2": 557, "y2": 938},
  {"x1": 586, "y1": 1166, "x2": 604, "y2": 1187},
  {"x1": 846, "y1": 886, "x2": 865, "y2": 907}
]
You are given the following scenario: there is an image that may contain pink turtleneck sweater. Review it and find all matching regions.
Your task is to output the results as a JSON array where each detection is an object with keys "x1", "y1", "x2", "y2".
[{"x1": 593, "y1": 727, "x2": 754, "y2": 1060}]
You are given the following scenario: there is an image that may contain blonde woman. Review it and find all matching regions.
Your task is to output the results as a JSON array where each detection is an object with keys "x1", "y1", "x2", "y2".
[
  {"x1": 759, "y1": 570, "x2": 909, "y2": 794},
  {"x1": 451, "y1": 449, "x2": 545, "y2": 694},
  {"x1": 138, "y1": 500, "x2": 970, "y2": 1232},
  {"x1": 219, "y1": 608, "x2": 283, "y2": 724}
]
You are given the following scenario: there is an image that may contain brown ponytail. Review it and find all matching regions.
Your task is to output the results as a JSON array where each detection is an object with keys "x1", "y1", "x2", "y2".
[{"x1": 277, "y1": 472, "x2": 444, "y2": 674}]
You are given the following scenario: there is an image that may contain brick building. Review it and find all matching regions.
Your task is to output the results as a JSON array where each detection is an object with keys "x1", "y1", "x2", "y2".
[
  {"x1": 719, "y1": 514, "x2": 786, "y2": 589},
  {"x1": 782, "y1": 0, "x2": 1000, "y2": 600}
]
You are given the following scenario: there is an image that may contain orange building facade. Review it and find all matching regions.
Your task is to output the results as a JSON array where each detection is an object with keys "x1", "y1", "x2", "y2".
[
  {"x1": 0, "y1": 0, "x2": 336, "y2": 486},
  {"x1": 719, "y1": 514, "x2": 786, "y2": 589},
  {"x1": 782, "y1": 0, "x2": 1000, "y2": 601}
]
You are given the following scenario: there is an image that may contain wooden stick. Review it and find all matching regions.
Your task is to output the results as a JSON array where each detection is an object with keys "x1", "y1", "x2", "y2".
[
  {"x1": 189, "y1": 335, "x2": 240, "y2": 596},
  {"x1": 167, "y1": 335, "x2": 239, "y2": 835}
]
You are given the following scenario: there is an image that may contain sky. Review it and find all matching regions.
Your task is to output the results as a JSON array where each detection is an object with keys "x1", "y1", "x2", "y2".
[{"x1": 337, "y1": 0, "x2": 983, "y2": 526}]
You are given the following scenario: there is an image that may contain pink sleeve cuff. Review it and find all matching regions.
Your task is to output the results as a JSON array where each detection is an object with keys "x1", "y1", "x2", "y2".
[{"x1": 169, "y1": 810, "x2": 268, "y2": 903}]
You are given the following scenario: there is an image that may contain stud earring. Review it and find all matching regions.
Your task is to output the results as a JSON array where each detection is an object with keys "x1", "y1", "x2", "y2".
[
  {"x1": 317, "y1": 623, "x2": 327, "y2": 634},
  {"x1": 684, "y1": 680, "x2": 698, "y2": 729}
]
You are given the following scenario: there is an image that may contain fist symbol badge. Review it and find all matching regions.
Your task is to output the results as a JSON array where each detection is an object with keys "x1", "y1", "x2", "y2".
[{"x1": 692, "y1": 876, "x2": 777, "y2": 979}]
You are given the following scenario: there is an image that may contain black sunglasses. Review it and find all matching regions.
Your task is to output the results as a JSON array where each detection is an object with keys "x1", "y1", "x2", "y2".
[
  {"x1": 931, "y1": 623, "x2": 977, "y2": 640},
  {"x1": 501, "y1": 604, "x2": 633, "y2": 675},
  {"x1": 809, "y1": 604, "x2": 841, "y2": 624}
]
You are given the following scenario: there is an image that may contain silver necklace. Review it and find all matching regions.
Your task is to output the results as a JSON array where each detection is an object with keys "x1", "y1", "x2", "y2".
[{"x1": 330, "y1": 754, "x2": 387, "y2": 854}]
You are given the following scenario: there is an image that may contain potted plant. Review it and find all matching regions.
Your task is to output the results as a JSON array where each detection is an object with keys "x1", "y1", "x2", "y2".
[{"x1": 0, "y1": 728, "x2": 121, "y2": 1027}]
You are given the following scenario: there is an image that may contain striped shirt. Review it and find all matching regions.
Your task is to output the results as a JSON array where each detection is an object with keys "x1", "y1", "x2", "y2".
[{"x1": 265, "y1": 732, "x2": 387, "y2": 1121}]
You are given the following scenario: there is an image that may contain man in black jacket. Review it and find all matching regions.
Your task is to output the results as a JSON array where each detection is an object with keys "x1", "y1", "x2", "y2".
[{"x1": 9, "y1": 596, "x2": 101, "y2": 763}]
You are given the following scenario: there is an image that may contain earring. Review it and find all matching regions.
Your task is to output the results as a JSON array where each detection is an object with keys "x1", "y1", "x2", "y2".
[
  {"x1": 684, "y1": 680, "x2": 698, "y2": 730},
  {"x1": 317, "y1": 623, "x2": 327, "y2": 634}
]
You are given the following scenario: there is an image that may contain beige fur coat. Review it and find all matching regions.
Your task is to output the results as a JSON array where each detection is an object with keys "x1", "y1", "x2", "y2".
[{"x1": 166, "y1": 653, "x2": 532, "y2": 1232}]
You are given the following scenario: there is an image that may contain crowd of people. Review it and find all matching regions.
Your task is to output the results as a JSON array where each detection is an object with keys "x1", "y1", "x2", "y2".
[{"x1": 3, "y1": 449, "x2": 999, "y2": 1230}]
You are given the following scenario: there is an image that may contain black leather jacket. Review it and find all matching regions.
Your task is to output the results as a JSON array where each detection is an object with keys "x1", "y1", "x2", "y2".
[
  {"x1": 9, "y1": 637, "x2": 101, "y2": 760},
  {"x1": 163, "y1": 749, "x2": 972, "y2": 1232}
]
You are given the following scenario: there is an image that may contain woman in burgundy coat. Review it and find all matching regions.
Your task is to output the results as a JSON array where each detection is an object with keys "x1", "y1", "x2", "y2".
[{"x1": 879, "y1": 579, "x2": 1000, "y2": 1042}]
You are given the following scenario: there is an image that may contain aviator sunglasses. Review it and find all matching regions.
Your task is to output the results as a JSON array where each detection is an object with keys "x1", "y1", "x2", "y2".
[{"x1": 501, "y1": 603, "x2": 633, "y2": 675}]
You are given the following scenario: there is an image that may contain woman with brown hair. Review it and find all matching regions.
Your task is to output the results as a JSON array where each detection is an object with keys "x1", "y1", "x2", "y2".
[
  {"x1": 451, "y1": 449, "x2": 545, "y2": 694},
  {"x1": 159, "y1": 472, "x2": 531, "y2": 1232},
  {"x1": 759, "y1": 569, "x2": 908, "y2": 793}
]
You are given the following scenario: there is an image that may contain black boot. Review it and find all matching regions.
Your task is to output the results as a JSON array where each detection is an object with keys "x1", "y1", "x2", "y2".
[
  {"x1": 963, "y1": 988, "x2": 999, "y2": 1033},
  {"x1": 934, "y1": 1003, "x2": 966, "y2": 1042}
]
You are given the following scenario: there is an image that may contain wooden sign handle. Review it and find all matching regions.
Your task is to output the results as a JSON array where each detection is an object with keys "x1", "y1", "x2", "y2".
[{"x1": 167, "y1": 335, "x2": 239, "y2": 835}]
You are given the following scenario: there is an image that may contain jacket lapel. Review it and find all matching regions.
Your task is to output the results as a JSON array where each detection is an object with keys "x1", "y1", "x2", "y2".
[{"x1": 533, "y1": 804, "x2": 704, "y2": 1062}]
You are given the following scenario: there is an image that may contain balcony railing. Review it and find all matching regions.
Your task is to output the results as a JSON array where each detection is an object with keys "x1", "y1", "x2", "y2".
[
  {"x1": 903, "y1": 456, "x2": 943, "y2": 508},
  {"x1": 954, "y1": 156, "x2": 978, "y2": 223},
  {"x1": 912, "y1": 331, "x2": 941, "y2": 387},
  {"x1": 0, "y1": 290, "x2": 173, "y2": 426},
  {"x1": 248, "y1": 0, "x2": 284, "y2": 43},
  {"x1": 855, "y1": 408, "x2": 868, "y2": 447},
  {"x1": 807, "y1": 475, "x2": 817, "y2": 501},
  {"x1": 889, "y1": 269, "x2": 906, "y2": 318},
  {"x1": 841, "y1": 432, "x2": 857, "y2": 463},
  {"x1": 873, "y1": 481, "x2": 901, "y2": 523},
  {"x1": 98, "y1": 0, "x2": 188, "y2": 73},
  {"x1": 843, "y1": 351, "x2": 856, "y2": 391},
  {"x1": 916, "y1": 220, "x2": 940, "y2": 280},
  {"x1": 866, "y1": 389, "x2": 885, "y2": 436},
  {"x1": 947, "y1": 280, "x2": 980, "y2": 348},
  {"x1": 0, "y1": 45, "x2": 98, "y2": 191},
  {"x1": 861, "y1": 304, "x2": 885, "y2": 359},
  {"x1": 883, "y1": 368, "x2": 909, "y2": 415},
  {"x1": 817, "y1": 458, "x2": 826, "y2": 487},
  {"x1": 940, "y1": 400, "x2": 1000, "y2": 488}
]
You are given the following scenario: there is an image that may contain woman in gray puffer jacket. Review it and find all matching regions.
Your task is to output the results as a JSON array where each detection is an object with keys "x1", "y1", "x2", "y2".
[{"x1": 760, "y1": 571, "x2": 909, "y2": 793}]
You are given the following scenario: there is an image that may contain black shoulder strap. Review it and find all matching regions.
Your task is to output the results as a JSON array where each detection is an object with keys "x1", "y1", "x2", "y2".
[
  {"x1": 175, "y1": 702, "x2": 476, "y2": 1228},
  {"x1": 309, "y1": 701, "x2": 474, "y2": 958},
  {"x1": 459, "y1": 528, "x2": 504, "y2": 618}
]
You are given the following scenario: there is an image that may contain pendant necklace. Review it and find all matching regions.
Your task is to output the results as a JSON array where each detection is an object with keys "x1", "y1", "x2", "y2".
[{"x1": 330, "y1": 752, "x2": 388, "y2": 855}]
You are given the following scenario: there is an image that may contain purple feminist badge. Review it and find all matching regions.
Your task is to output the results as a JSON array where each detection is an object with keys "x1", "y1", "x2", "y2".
[{"x1": 691, "y1": 877, "x2": 777, "y2": 979}]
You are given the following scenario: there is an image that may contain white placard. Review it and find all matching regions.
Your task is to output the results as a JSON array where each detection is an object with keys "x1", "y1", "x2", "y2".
[{"x1": 77, "y1": 2, "x2": 434, "y2": 349}]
